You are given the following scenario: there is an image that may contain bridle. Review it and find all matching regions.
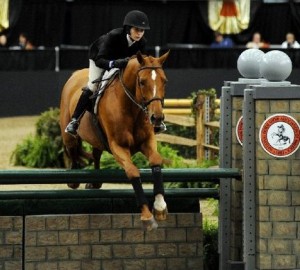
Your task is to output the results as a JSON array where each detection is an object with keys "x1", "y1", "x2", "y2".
[{"x1": 119, "y1": 66, "x2": 165, "y2": 114}]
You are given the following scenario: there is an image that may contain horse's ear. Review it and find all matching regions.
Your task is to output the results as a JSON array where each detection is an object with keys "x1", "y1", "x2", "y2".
[
  {"x1": 159, "y1": 50, "x2": 170, "y2": 65},
  {"x1": 136, "y1": 51, "x2": 145, "y2": 66}
]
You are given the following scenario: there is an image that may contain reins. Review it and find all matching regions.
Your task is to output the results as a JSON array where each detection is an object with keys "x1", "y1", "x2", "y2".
[
  {"x1": 119, "y1": 69, "x2": 147, "y2": 113},
  {"x1": 119, "y1": 65, "x2": 164, "y2": 114}
]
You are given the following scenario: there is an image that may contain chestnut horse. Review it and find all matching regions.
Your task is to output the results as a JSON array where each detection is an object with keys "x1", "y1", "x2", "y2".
[{"x1": 60, "y1": 51, "x2": 169, "y2": 230}]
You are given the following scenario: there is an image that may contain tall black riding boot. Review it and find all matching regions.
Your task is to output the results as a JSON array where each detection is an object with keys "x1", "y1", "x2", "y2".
[{"x1": 65, "y1": 88, "x2": 93, "y2": 137}]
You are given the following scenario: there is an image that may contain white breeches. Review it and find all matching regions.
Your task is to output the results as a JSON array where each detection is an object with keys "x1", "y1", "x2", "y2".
[{"x1": 87, "y1": 60, "x2": 104, "y2": 92}]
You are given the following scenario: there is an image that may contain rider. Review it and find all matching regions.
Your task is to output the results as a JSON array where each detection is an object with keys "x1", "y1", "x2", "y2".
[{"x1": 65, "y1": 10, "x2": 166, "y2": 136}]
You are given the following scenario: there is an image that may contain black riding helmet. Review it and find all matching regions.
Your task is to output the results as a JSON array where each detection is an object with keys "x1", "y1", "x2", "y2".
[{"x1": 123, "y1": 10, "x2": 150, "y2": 30}]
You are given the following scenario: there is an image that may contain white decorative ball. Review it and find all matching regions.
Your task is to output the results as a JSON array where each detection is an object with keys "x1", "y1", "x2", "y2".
[
  {"x1": 260, "y1": 50, "x2": 292, "y2": 81},
  {"x1": 237, "y1": 48, "x2": 265, "y2": 79}
]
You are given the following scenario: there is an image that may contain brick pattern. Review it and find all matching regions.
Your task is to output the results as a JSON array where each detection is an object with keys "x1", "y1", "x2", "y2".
[
  {"x1": 230, "y1": 96, "x2": 244, "y2": 260},
  {"x1": 0, "y1": 216, "x2": 23, "y2": 270},
  {"x1": 24, "y1": 213, "x2": 203, "y2": 270},
  {"x1": 255, "y1": 100, "x2": 300, "y2": 270}
]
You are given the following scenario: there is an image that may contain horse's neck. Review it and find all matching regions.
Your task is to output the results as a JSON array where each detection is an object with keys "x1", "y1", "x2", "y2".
[
  {"x1": 122, "y1": 65, "x2": 138, "y2": 91},
  {"x1": 119, "y1": 66, "x2": 139, "y2": 106}
]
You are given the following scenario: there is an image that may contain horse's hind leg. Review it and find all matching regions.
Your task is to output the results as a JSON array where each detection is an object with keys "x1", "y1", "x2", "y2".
[
  {"x1": 85, "y1": 147, "x2": 102, "y2": 189},
  {"x1": 65, "y1": 144, "x2": 82, "y2": 189},
  {"x1": 63, "y1": 137, "x2": 88, "y2": 189}
]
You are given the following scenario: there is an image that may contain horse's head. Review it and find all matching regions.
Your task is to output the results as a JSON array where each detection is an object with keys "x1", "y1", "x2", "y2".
[{"x1": 129, "y1": 51, "x2": 169, "y2": 129}]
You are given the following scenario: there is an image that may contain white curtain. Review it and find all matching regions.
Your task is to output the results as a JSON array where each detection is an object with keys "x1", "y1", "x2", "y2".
[
  {"x1": 0, "y1": 0, "x2": 9, "y2": 33},
  {"x1": 208, "y1": 0, "x2": 250, "y2": 34}
]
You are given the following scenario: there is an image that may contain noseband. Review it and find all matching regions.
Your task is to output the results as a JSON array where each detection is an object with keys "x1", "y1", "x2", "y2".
[{"x1": 119, "y1": 66, "x2": 164, "y2": 114}]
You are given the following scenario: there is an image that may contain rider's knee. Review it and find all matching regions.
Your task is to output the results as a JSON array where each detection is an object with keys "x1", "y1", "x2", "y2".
[{"x1": 87, "y1": 82, "x2": 97, "y2": 92}]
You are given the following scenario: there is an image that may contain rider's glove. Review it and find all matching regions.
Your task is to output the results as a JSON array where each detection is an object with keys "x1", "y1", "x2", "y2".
[{"x1": 111, "y1": 58, "x2": 129, "y2": 69}]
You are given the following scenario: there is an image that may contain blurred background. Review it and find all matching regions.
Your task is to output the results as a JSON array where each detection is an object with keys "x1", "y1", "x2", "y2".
[
  {"x1": 1, "y1": 0, "x2": 300, "y2": 116},
  {"x1": 3, "y1": 0, "x2": 300, "y2": 48}
]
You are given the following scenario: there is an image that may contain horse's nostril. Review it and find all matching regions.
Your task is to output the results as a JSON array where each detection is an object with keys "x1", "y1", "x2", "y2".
[
  {"x1": 150, "y1": 115, "x2": 156, "y2": 123},
  {"x1": 150, "y1": 114, "x2": 164, "y2": 124}
]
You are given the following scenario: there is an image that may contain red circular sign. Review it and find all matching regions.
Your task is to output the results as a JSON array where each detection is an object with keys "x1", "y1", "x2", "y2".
[
  {"x1": 236, "y1": 116, "x2": 243, "y2": 146},
  {"x1": 259, "y1": 114, "x2": 300, "y2": 157}
]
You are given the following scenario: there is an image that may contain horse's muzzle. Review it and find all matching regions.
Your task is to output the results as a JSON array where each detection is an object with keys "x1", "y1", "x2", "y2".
[{"x1": 150, "y1": 114, "x2": 165, "y2": 127}]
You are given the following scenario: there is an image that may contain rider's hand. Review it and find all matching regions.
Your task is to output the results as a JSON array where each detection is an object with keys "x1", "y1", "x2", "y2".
[{"x1": 112, "y1": 58, "x2": 129, "y2": 69}]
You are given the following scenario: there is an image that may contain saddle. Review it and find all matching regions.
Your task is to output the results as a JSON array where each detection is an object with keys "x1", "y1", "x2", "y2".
[{"x1": 91, "y1": 68, "x2": 119, "y2": 114}]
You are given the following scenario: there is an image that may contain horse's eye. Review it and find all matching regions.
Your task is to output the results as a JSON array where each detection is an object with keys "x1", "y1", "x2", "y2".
[{"x1": 139, "y1": 79, "x2": 145, "y2": 86}]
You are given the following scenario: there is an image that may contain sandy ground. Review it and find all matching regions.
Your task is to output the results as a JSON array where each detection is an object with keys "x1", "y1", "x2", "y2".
[
  {"x1": 0, "y1": 115, "x2": 142, "y2": 191},
  {"x1": 0, "y1": 116, "x2": 38, "y2": 169},
  {"x1": 0, "y1": 116, "x2": 215, "y2": 219}
]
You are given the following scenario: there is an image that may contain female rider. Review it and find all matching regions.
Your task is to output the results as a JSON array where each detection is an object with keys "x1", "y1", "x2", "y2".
[{"x1": 65, "y1": 10, "x2": 166, "y2": 136}]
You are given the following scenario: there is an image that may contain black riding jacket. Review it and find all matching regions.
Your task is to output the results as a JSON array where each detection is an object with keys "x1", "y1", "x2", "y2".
[{"x1": 89, "y1": 28, "x2": 147, "y2": 70}]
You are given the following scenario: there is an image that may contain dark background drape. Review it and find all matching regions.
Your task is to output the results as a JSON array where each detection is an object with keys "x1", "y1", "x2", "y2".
[
  {"x1": 5, "y1": 0, "x2": 300, "y2": 48},
  {"x1": 3, "y1": 0, "x2": 300, "y2": 117}
]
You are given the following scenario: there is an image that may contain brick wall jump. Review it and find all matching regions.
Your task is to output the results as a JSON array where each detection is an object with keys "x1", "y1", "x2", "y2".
[{"x1": 0, "y1": 213, "x2": 203, "y2": 270}]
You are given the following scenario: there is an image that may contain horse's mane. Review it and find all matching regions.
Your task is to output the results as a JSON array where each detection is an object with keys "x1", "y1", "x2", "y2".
[
  {"x1": 129, "y1": 53, "x2": 160, "y2": 67},
  {"x1": 129, "y1": 52, "x2": 148, "y2": 60}
]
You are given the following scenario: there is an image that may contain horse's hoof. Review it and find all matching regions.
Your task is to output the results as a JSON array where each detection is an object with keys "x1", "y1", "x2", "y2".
[
  {"x1": 85, "y1": 183, "x2": 102, "y2": 189},
  {"x1": 141, "y1": 216, "x2": 158, "y2": 231},
  {"x1": 67, "y1": 183, "x2": 80, "y2": 189},
  {"x1": 153, "y1": 207, "x2": 168, "y2": 221}
]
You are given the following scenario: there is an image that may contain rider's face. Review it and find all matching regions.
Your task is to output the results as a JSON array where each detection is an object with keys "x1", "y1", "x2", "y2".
[{"x1": 129, "y1": 27, "x2": 145, "y2": 41}]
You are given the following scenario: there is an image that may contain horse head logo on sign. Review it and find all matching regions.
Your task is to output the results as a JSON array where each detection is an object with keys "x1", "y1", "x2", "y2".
[{"x1": 259, "y1": 114, "x2": 300, "y2": 158}]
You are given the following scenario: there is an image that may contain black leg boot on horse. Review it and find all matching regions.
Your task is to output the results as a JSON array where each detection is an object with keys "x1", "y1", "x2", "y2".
[
  {"x1": 65, "y1": 87, "x2": 93, "y2": 137},
  {"x1": 131, "y1": 177, "x2": 158, "y2": 231}
]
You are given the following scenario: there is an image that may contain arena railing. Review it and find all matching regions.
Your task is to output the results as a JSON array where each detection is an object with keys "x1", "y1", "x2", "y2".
[{"x1": 1, "y1": 45, "x2": 299, "y2": 71}]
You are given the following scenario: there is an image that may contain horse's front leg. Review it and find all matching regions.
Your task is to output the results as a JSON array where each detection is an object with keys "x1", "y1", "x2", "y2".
[
  {"x1": 110, "y1": 142, "x2": 158, "y2": 231},
  {"x1": 141, "y1": 142, "x2": 168, "y2": 221},
  {"x1": 132, "y1": 177, "x2": 158, "y2": 231},
  {"x1": 151, "y1": 165, "x2": 168, "y2": 221}
]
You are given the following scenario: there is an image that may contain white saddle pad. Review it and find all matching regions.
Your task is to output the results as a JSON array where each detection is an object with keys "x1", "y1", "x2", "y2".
[{"x1": 94, "y1": 68, "x2": 119, "y2": 114}]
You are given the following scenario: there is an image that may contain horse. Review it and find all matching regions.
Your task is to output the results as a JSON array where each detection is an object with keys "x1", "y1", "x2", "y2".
[
  {"x1": 271, "y1": 124, "x2": 291, "y2": 145},
  {"x1": 59, "y1": 51, "x2": 170, "y2": 230}
]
